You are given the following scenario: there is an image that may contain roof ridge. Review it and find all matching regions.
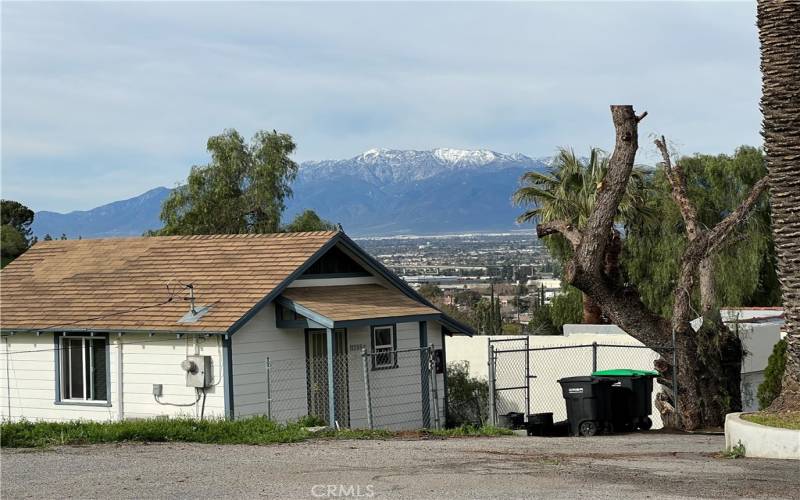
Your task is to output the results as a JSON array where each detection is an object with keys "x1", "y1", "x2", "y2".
[{"x1": 31, "y1": 230, "x2": 340, "y2": 245}]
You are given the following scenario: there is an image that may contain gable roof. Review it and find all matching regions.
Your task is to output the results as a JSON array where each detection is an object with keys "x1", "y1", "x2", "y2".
[
  {"x1": 0, "y1": 231, "x2": 475, "y2": 336},
  {"x1": 0, "y1": 232, "x2": 338, "y2": 333},
  {"x1": 280, "y1": 284, "x2": 438, "y2": 326}
]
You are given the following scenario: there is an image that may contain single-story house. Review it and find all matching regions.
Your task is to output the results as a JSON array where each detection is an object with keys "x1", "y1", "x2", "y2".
[{"x1": 0, "y1": 230, "x2": 472, "y2": 427}]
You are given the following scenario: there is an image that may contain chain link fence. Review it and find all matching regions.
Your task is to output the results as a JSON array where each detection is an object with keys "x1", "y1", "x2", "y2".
[
  {"x1": 263, "y1": 346, "x2": 441, "y2": 430},
  {"x1": 489, "y1": 340, "x2": 675, "y2": 429}
]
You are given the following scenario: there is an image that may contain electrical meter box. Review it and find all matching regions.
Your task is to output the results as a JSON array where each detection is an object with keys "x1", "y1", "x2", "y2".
[{"x1": 182, "y1": 355, "x2": 212, "y2": 388}]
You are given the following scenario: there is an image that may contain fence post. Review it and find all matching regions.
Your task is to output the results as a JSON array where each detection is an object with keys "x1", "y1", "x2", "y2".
[
  {"x1": 429, "y1": 344, "x2": 440, "y2": 430},
  {"x1": 265, "y1": 357, "x2": 272, "y2": 420},
  {"x1": 524, "y1": 335, "x2": 530, "y2": 418},
  {"x1": 361, "y1": 349, "x2": 373, "y2": 430},
  {"x1": 487, "y1": 342, "x2": 496, "y2": 427},
  {"x1": 671, "y1": 328, "x2": 679, "y2": 416},
  {"x1": 592, "y1": 342, "x2": 598, "y2": 373}
]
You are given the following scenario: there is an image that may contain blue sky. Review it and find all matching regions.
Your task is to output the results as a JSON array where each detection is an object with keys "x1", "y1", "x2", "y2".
[{"x1": 2, "y1": 1, "x2": 760, "y2": 213}]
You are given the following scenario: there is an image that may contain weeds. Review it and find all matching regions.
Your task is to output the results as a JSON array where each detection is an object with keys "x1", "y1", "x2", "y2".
[
  {"x1": 0, "y1": 418, "x2": 512, "y2": 448},
  {"x1": 723, "y1": 440, "x2": 746, "y2": 459},
  {"x1": 425, "y1": 424, "x2": 514, "y2": 438}
]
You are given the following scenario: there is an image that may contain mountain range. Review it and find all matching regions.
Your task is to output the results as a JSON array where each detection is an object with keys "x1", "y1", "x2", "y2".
[{"x1": 32, "y1": 148, "x2": 550, "y2": 238}]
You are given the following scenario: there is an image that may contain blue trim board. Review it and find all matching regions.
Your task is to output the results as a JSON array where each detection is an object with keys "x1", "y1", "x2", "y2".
[
  {"x1": 276, "y1": 296, "x2": 335, "y2": 329},
  {"x1": 326, "y1": 328, "x2": 336, "y2": 426},
  {"x1": 335, "y1": 314, "x2": 439, "y2": 329},
  {"x1": 222, "y1": 335, "x2": 234, "y2": 420},
  {"x1": 53, "y1": 333, "x2": 61, "y2": 403},
  {"x1": 441, "y1": 326, "x2": 449, "y2": 426},
  {"x1": 419, "y1": 321, "x2": 430, "y2": 428}
]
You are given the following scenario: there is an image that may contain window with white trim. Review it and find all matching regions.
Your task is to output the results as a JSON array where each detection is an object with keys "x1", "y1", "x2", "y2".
[
  {"x1": 59, "y1": 335, "x2": 108, "y2": 402},
  {"x1": 371, "y1": 325, "x2": 396, "y2": 369}
]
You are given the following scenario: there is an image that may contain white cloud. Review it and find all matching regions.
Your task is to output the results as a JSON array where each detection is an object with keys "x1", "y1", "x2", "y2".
[{"x1": 1, "y1": 1, "x2": 761, "y2": 212}]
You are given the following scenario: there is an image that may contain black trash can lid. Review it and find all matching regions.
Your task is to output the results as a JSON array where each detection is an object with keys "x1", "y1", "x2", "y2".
[
  {"x1": 557, "y1": 376, "x2": 594, "y2": 384},
  {"x1": 592, "y1": 369, "x2": 658, "y2": 377}
]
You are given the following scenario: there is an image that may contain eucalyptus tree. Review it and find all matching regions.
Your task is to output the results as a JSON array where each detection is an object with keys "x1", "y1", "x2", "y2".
[
  {"x1": 537, "y1": 106, "x2": 768, "y2": 429},
  {"x1": 157, "y1": 129, "x2": 299, "y2": 235}
]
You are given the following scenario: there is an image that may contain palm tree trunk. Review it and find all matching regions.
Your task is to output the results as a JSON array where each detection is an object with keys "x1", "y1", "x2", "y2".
[{"x1": 758, "y1": 0, "x2": 800, "y2": 411}]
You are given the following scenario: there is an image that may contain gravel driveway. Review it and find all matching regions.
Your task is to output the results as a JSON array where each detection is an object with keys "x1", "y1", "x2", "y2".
[{"x1": 2, "y1": 432, "x2": 797, "y2": 499}]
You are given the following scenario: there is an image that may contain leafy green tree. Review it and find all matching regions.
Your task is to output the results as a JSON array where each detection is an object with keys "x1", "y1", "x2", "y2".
[
  {"x1": 528, "y1": 303, "x2": 559, "y2": 335},
  {"x1": 418, "y1": 283, "x2": 444, "y2": 301},
  {"x1": 0, "y1": 200, "x2": 35, "y2": 267},
  {"x1": 514, "y1": 148, "x2": 652, "y2": 323},
  {"x1": 284, "y1": 209, "x2": 336, "y2": 233},
  {"x1": 1, "y1": 225, "x2": 27, "y2": 267},
  {"x1": 757, "y1": 338, "x2": 787, "y2": 410},
  {"x1": 624, "y1": 147, "x2": 779, "y2": 317},
  {"x1": 156, "y1": 129, "x2": 299, "y2": 235},
  {"x1": 1, "y1": 200, "x2": 34, "y2": 243},
  {"x1": 549, "y1": 286, "x2": 583, "y2": 330}
]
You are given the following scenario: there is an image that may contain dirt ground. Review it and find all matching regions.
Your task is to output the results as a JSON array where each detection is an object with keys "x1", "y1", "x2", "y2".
[{"x1": 2, "y1": 432, "x2": 798, "y2": 499}]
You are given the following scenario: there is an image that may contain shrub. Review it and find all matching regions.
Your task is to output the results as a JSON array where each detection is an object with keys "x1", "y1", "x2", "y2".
[
  {"x1": 757, "y1": 338, "x2": 786, "y2": 410},
  {"x1": 446, "y1": 361, "x2": 489, "y2": 428}
]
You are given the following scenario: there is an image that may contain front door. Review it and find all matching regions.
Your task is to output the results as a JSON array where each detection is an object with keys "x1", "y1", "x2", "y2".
[{"x1": 306, "y1": 329, "x2": 350, "y2": 427}]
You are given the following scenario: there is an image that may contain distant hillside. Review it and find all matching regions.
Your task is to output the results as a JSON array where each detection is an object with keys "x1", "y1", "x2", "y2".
[
  {"x1": 32, "y1": 187, "x2": 171, "y2": 239},
  {"x1": 32, "y1": 148, "x2": 549, "y2": 238}
]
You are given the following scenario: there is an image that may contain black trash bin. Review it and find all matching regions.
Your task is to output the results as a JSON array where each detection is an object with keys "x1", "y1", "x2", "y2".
[
  {"x1": 592, "y1": 369, "x2": 658, "y2": 431},
  {"x1": 526, "y1": 412, "x2": 553, "y2": 436},
  {"x1": 498, "y1": 412, "x2": 525, "y2": 429},
  {"x1": 557, "y1": 376, "x2": 615, "y2": 437}
]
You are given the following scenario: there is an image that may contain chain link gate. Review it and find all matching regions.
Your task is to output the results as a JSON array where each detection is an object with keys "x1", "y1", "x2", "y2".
[
  {"x1": 488, "y1": 339, "x2": 676, "y2": 429},
  {"x1": 264, "y1": 345, "x2": 441, "y2": 430}
]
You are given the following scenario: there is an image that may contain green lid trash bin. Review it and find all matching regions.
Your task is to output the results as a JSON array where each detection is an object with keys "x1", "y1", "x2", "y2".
[{"x1": 592, "y1": 369, "x2": 658, "y2": 431}]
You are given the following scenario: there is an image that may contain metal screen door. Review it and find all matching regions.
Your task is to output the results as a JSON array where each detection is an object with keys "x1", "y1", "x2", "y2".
[{"x1": 306, "y1": 329, "x2": 349, "y2": 426}]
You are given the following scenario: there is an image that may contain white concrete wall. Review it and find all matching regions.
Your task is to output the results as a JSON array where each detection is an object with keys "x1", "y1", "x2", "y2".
[
  {"x1": 447, "y1": 319, "x2": 787, "y2": 428},
  {"x1": 1, "y1": 332, "x2": 225, "y2": 422},
  {"x1": 446, "y1": 333, "x2": 665, "y2": 428},
  {"x1": 726, "y1": 413, "x2": 800, "y2": 460}
]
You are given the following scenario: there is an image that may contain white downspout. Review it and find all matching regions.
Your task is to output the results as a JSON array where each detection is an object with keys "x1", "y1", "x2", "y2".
[{"x1": 117, "y1": 334, "x2": 124, "y2": 421}]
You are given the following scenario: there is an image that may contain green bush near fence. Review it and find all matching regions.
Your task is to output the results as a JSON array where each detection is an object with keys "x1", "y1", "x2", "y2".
[
  {"x1": 0, "y1": 416, "x2": 511, "y2": 448},
  {"x1": 445, "y1": 361, "x2": 490, "y2": 428},
  {"x1": 757, "y1": 338, "x2": 787, "y2": 410}
]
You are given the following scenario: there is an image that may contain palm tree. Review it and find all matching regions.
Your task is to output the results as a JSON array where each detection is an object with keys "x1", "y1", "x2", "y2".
[
  {"x1": 514, "y1": 148, "x2": 651, "y2": 324},
  {"x1": 757, "y1": 0, "x2": 800, "y2": 411}
]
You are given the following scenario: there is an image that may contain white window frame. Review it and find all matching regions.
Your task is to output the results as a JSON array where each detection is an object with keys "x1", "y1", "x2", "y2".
[
  {"x1": 371, "y1": 325, "x2": 396, "y2": 370},
  {"x1": 59, "y1": 335, "x2": 108, "y2": 403}
]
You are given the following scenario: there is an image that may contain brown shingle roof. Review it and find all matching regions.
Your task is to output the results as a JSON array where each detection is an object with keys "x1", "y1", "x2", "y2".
[
  {"x1": 281, "y1": 284, "x2": 438, "y2": 322},
  {"x1": 0, "y1": 232, "x2": 338, "y2": 333}
]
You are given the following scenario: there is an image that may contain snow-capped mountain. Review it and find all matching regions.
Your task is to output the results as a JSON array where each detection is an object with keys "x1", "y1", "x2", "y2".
[
  {"x1": 299, "y1": 148, "x2": 546, "y2": 186},
  {"x1": 32, "y1": 148, "x2": 550, "y2": 238},
  {"x1": 286, "y1": 148, "x2": 549, "y2": 235}
]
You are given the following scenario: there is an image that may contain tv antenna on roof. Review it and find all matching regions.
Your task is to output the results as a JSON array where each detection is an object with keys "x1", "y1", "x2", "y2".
[{"x1": 181, "y1": 283, "x2": 197, "y2": 315}]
